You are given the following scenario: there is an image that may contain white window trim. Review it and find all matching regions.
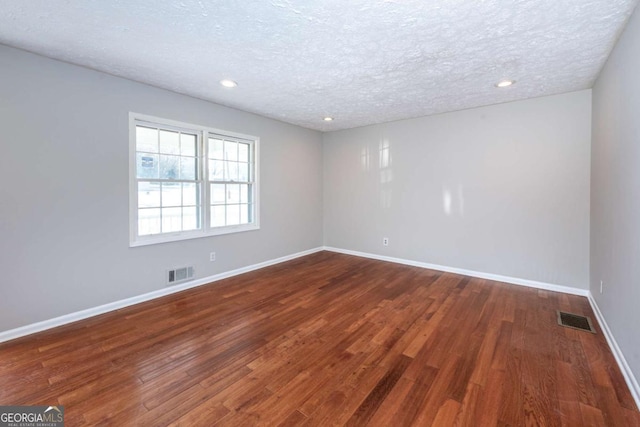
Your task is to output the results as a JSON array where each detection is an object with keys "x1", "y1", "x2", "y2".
[{"x1": 129, "y1": 112, "x2": 260, "y2": 247}]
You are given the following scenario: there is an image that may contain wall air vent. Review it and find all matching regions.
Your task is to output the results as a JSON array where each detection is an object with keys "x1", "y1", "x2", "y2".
[
  {"x1": 556, "y1": 311, "x2": 596, "y2": 333},
  {"x1": 167, "y1": 266, "x2": 195, "y2": 285}
]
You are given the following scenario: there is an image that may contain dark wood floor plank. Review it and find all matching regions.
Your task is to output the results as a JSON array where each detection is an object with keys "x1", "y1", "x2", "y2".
[
  {"x1": 392, "y1": 364, "x2": 440, "y2": 425},
  {"x1": 0, "y1": 251, "x2": 636, "y2": 425},
  {"x1": 345, "y1": 354, "x2": 412, "y2": 425},
  {"x1": 412, "y1": 354, "x2": 465, "y2": 426},
  {"x1": 454, "y1": 381, "x2": 483, "y2": 426},
  {"x1": 365, "y1": 376, "x2": 414, "y2": 426}
]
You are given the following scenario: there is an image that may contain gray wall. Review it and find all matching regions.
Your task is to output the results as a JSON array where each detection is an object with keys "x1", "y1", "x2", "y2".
[
  {"x1": 0, "y1": 45, "x2": 323, "y2": 332},
  {"x1": 0, "y1": 41, "x2": 604, "y2": 337},
  {"x1": 591, "y1": 5, "x2": 640, "y2": 383},
  {"x1": 323, "y1": 91, "x2": 592, "y2": 289}
]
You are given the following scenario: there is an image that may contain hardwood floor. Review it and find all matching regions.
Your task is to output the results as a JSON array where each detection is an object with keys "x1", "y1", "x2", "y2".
[{"x1": 0, "y1": 251, "x2": 638, "y2": 426}]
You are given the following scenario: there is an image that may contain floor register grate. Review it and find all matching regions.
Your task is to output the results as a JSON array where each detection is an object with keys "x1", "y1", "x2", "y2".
[{"x1": 556, "y1": 310, "x2": 596, "y2": 333}]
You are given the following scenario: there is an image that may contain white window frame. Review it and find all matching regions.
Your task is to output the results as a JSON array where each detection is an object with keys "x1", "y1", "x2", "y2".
[{"x1": 129, "y1": 112, "x2": 260, "y2": 247}]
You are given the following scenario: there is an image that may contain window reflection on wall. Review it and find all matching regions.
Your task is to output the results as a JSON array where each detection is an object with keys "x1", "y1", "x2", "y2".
[
  {"x1": 361, "y1": 146, "x2": 370, "y2": 171},
  {"x1": 379, "y1": 139, "x2": 392, "y2": 209},
  {"x1": 442, "y1": 184, "x2": 465, "y2": 216}
]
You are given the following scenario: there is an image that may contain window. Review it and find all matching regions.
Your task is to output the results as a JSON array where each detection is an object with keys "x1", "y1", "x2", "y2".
[{"x1": 129, "y1": 113, "x2": 259, "y2": 246}]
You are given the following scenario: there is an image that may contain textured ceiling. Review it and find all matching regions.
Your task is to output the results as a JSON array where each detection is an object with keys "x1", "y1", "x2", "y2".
[{"x1": 0, "y1": 0, "x2": 638, "y2": 131}]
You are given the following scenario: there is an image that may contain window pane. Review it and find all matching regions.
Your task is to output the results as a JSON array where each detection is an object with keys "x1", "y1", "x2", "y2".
[
  {"x1": 138, "y1": 181, "x2": 161, "y2": 208},
  {"x1": 226, "y1": 162, "x2": 238, "y2": 182},
  {"x1": 211, "y1": 205, "x2": 226, "y2": 227},
  {"x1": 182, "y1": 207, "x2": 198, "y2": 231},
  {"x1": 134, "y1": 119, "x2": 258, "y2": 242},
  {"x1": 162, "y1": 207, "x2": 182, "y2": 232},
  {"x1": 238, "y1": 162, "x2": 249, "y2": 182},
  {"x1": 159, "y1": 129, "x2": 180, "y2": 154},
  {"x1": 211, "y1": 184, "x2": 225, "y2": 204},
  {"x1": 136, "y1": 153, "x2": 159, "y2": 179},
  {"x1": 183, "y1": 183, "x2": 198, "y2": 206},
  {"x1": 180, "y1": 157, "x2": 196, "y2": 180},
  {"x1": 209, "y1": 138, "x2": 224, "y2": 159},
  {"x1": 225, "y1": 140, "x2": 238, "y2": 161},
  {"x1": 238, "y1": 143, "x2": 249, "y2": 163},
  {"x1": 136, "y1": 126, "x2": 158, "y2": 153},
  {"x1": 240, "y1": 204, "x2": 250, "y2": 224},
  {"x1": 209, "y1": 160, "x2": 224, "y2": 181},
  {"x1": 239, "y1": 184, "x2": 249, "y2": 203},
  {"x1": 226, "y1": 184, "x2": 240, "y2": 204},
  {"x1": 181, "y1": 133, "x2": 196, "y2": 156},
  {"x1": 138, "y1": 208, "x2": 161, "y2": 235},
  {"x1": 160, "y1": 155, "x2": 180, "y2": 179},
  {"x1": 161, "y1": 183, "x2": 182, "y2": 207},
  {"x1": 227, "y1": 204, "x2": 240, "y2": 225}
]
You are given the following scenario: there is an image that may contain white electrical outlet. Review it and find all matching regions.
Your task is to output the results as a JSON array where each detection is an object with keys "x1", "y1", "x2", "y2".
[
  {"x1": 600, "y1": 280, "x2": 603, "y2": 294},
  {"x1": 383, "y1": 237, "x2": 389, "y2": 246},
  {"x1": 210, "y1": 252, "x2": 216, "y2": 262}
]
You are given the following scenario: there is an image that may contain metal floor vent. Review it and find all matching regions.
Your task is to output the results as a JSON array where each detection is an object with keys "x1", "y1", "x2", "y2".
[
  {"x1": 167, "y1": 266, "x2": 194, "y2": 285},
  {"x1": 557, "y1": 311, "x2": 596, "y2": 333}
]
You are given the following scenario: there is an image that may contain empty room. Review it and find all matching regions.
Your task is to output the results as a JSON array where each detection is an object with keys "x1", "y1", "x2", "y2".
[{"x1": 1, "y1": 0, "x2": 640, "y2": 425}]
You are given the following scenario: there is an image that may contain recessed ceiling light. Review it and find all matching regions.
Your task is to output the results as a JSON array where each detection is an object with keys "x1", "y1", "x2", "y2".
[
  {"x1": 496, "y1": 79, "x2": 515, "y2": 88},
  {"x1": 220, "y1": 79, "x2": 238, "y2": 88},
  {"x1": 323, "y1": 117, "x2": 334, "y2": 122}
]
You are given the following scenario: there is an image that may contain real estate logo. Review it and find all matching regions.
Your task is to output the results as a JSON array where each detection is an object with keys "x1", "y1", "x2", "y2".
[{"x1": 0, "y1": 406, "x2": 64, "y2": 427}]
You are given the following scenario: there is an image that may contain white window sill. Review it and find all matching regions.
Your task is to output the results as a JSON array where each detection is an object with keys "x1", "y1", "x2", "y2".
[{"x1": 129, "y1": 224, "x2": 260, "y2": 247}]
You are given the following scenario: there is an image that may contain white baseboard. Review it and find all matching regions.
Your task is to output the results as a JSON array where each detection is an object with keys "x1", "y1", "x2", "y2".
[
  {"x1": 323, "y1": 246, "x2": 589, "y2": 296},
  {"x1": 588, "y1": 294, "x2": 640, "y2": 410},
  {"x1": 0, "y1": 247, "x2": 324, "y2": 344}
]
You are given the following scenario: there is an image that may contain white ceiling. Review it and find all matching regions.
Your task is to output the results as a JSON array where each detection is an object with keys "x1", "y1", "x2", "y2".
[{"x1": 1, "y1": 1, "x2": 638, "y2": 131}]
